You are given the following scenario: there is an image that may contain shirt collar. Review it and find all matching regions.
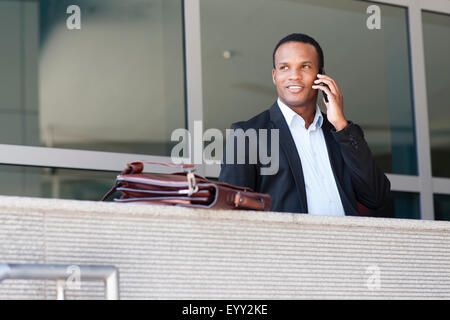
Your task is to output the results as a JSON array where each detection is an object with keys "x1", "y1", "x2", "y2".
[{"x1": 277, "y1": 98, "x2": 323, "y2": 131}]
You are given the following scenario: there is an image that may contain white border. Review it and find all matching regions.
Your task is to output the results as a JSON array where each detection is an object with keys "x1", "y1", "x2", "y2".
[{"x1": 0, "y1": 0, "x2": 449, "y2": 219}]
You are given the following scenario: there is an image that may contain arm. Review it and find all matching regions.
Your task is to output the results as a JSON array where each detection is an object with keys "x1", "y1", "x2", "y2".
[
  {"x1": 313, "y1": 74, "x2": 390, "y2": 209},
  {"x1": 332, "y1": 122, "x2": 391, "y2": 209}
]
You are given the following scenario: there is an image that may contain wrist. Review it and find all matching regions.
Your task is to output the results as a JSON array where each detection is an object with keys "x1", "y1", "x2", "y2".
[{"x1": 333, "y1": 118, "x2": 348, "y2": 131}]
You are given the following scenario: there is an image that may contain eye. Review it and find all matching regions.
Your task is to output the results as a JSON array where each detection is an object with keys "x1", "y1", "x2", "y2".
[
  {"x1": 279, "y1": 66, "x2": 288, "y2": 70},
  {"x1": 302, "y1": 65, "x2": 311, "y2": 69}
]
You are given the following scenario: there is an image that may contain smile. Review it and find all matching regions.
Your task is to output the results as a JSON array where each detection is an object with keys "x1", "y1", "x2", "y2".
[{"x1": 286, "y1": 85, "x2": 304, "y2": 93}]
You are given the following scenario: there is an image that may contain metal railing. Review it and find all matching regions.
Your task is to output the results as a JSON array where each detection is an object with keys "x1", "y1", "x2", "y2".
[{"x1": 0, "y1": 264, "x2": 120, "y2": 300}]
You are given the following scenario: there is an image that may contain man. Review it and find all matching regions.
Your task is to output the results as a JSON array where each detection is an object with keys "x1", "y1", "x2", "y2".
[{"x1": 219, "y1": 33, "x2": 390, "y2": 216}]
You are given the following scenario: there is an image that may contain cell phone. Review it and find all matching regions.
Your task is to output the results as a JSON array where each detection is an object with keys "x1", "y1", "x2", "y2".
[{"x1": 318, "y1": 68, "x2": 329, "y2": 103}]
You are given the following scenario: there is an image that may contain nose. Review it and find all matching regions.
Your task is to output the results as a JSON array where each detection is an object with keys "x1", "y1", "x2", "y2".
[{"x1": 288, "y1": 67, "x2": 302, "y2": 80}]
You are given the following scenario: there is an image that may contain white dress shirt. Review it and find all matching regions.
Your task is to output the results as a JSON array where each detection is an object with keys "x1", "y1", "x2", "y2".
[{"x1": 277, "y1": 98, "x2": 345, "y2": 216}]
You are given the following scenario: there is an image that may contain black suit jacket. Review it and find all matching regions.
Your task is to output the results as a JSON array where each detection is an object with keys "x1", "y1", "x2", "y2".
[{"x1": 219, "y1": 101, "x2": 391, "y2": 216}]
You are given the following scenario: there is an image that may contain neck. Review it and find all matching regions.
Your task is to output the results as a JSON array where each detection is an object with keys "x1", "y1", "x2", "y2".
[{"x1": 288, "y1": 102, "x2": 316, "y2": 129}]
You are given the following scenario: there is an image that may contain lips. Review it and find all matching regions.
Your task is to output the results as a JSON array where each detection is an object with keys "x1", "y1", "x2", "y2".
[{"x1": 286, "y1": 85, "x2": 304, "y2": 93}]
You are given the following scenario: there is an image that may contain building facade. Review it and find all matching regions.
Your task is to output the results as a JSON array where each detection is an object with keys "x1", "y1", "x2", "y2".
[{"x1": 0, "y1": 0, "x2": 449, "y2": 219}]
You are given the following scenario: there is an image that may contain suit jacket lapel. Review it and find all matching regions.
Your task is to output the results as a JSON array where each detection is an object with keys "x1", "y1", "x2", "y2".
[{"x1": 269, "y1": 102, "x2": 308, "y2": 212}]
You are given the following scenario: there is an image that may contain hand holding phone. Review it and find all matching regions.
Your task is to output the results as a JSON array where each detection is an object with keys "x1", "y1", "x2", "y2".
[
  {"x1": 312, "y1": 72, "x2": 348, "y2": 131},
  {"x1": 318, "y1": 68, "x2": 328, "y2": 103}
]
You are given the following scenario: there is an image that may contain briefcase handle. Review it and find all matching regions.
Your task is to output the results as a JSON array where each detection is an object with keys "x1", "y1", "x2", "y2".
[
  {"x1": 102, "y1": 161, "x2": 197, "y2": 201},
  {"x1": 124, "y1": 161, "x2": 199, "y2": 196},
  {"x1": 126, "y1": 161, "x2": 256, "y2": 195},
  {"x1": 123, "y1": 160, "x2": 195, "y2": 175},
  {"x1": 124, "y1": 160, "x2": 254, "y2": 193}
]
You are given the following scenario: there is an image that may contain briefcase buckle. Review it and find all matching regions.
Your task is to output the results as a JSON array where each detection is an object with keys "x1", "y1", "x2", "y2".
[{"x1": 186, "y1": 172, "x2": 199, "y2": 196}]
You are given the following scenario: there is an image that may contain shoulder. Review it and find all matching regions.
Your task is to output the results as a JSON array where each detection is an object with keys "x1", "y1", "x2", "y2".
[{"x1": 230, "y1": 107, "x2": 272, "y2": 131}]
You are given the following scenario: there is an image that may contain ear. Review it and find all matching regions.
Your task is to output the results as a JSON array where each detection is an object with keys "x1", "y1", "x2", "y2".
[{"x1": 272, "y1": 68, "x2": 276, "y2": 85}]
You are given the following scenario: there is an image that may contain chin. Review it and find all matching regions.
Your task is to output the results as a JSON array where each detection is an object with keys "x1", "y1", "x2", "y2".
[
  {"x1": 284, "y1": 94, "x2": 317, "y2": 108},
  {"x1": 284, "y1": 99, "x2": 308, "y2": 108}
]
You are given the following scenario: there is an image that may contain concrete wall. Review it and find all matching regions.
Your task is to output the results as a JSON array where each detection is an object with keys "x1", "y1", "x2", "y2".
[{"x1": 0, "y1": 195, "x2": 449, "y2": 299}]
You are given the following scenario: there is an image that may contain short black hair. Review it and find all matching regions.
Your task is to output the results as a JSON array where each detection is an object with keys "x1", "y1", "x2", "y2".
[{"x1": 272, "y1": 33, "x2": 324, "y2": 72}]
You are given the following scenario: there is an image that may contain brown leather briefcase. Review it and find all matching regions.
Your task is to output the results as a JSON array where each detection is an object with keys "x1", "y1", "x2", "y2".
[{"x1": 101, "y1": 161, "x2": 272, "y2": 211}]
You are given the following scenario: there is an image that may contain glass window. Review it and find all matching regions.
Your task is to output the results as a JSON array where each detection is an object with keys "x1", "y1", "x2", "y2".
[
  {"x1": 389, "y1": 191, "x2": 421, "y2": 219},
  {"x1": 434, "y1": 194, "x2": 450, "y2": 221},
  {"x1": 0, "y1": 164, "x2": 118, "y2": 201},
  {"x1": 359, "y1": 191, "x2": 420, "y2": 219},
  {"x1": 200, "y1": 0, "x2": 417, "y2": 175},
  {"x1": 422, "y1": 11, "x2": 450, "y2": 178},
  {"x1": 0, "y1": 0, "x2": 185, "y2": 156}
]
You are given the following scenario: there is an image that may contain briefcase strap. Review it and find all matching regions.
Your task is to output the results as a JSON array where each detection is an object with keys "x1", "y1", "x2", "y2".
[
  {"x1": 233, "y1": 192, "x2": 267, "y2": 211},
  {"x1": 101, "y1": 182, "x2": 119, "y2": 201}
]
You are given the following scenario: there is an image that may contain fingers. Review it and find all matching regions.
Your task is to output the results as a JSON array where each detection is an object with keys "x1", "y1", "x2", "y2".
[
  {"x1": 313, "y1": 78, "x2": 336, "y2": 96},
  {"x1": 314, "y1": 74, "x2": 340, "y2": 96},
  {"x1": 317, "y1": 74, "x2": 337, "y2": 87},
  {"x1": 312, "y1": 83, "x2": 333, "y2": 102}
]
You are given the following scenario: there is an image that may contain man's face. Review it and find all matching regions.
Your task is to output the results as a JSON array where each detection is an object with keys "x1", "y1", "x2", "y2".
[{"x1": 272, "y1": 41, "x2": 320, "y2": 109}]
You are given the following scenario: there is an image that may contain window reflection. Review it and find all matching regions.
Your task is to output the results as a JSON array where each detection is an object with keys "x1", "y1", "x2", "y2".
[
  {"x1": 0, "y1": 0, "x2": 185, "y2": 156},
  {"x1": 0, "y1": 164, "x2": 117, "y2": 201},
  {"x1": 423, "y1": 11, "x2": 450, "y2": 178},
  {"x1": 434, "y1": 194, "x2": 450, "y2": 221},
  {"x1": 200, "y1": 0, "x2": 417, "y2": 175}
]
